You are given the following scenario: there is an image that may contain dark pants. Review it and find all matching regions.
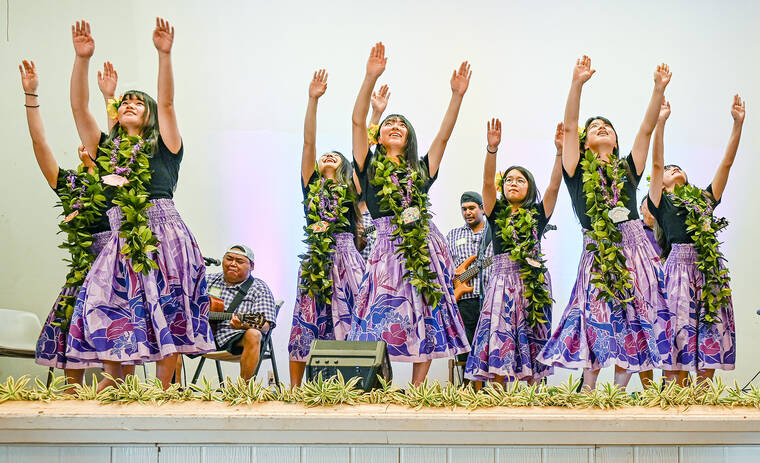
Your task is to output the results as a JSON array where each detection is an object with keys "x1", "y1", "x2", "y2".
[{"x1": 456, "y1": 297, "x2": 482, "y2": 363}]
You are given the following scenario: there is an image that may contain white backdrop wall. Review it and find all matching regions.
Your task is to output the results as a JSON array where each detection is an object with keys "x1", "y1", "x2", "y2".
[{"x1": 1, "y1": 0, "x2": 758, "y2": 387}]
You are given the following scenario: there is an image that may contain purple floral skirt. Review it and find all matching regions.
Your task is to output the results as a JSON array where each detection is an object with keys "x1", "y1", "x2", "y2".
[
  {"x1": 288, "y1": 233, "x2": 366, "y2": 361},
  {"x1": 35, "y1": 232, "x2": 111, "y2": 369},
  {"x1": 465, "y1": 253, "x2": 553, "y2": 382},
  {"x1": 348, "y1": 216, "x2": 470, "y2": 362},
  {"x1": 66, "y1": 199, "x2": 215, "y2": 363},
  {"x1": 537, "y1": 220, "x2": 671, "y2": 372},
  {"x1": 665, "y1": 243, "x2": 735, "y2": 371}
]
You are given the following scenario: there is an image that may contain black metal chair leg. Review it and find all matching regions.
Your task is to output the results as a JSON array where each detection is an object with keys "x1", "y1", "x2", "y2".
[
  {"x1": 269, "y1": 337, "x2": 280, "y2": 387},
  {"x1": 191, "y1": 357, "x2": 206, "y2": 383},
  {"x1": 215, "y1": 360, "x2": 224, "y2": 385}
]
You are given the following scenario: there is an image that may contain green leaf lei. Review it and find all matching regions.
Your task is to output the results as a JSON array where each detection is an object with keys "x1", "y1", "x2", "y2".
[
  {"x1": 298, "y1": 177, "x2": 352, "y2": 305},
  {"x1": 494, "y1": 205, "x2": 553, "y2": 327},
  {"x1": 370, "y1": 156, "x2": 443, "y2": 307},
  {"x1": 96, "y1": 129, "x2": 158, "y2": 275},
  {"x1": 669, "y1": 183, "x2": 730, "y2": 324},
  {"x1": 54, "y1": 167, "x2": 108, "y2": 330},
  {"x1": 580, "y1": 149, "x2": 634, "y2": 307}
]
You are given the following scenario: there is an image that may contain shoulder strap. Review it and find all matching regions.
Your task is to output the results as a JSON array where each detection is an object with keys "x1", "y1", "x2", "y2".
[
  {"x1": 225, "y1": 276, "x2": 254, "y2": 313},
  {"x1": 477, "y1": 222, "x2": 493, "y2": 258}
]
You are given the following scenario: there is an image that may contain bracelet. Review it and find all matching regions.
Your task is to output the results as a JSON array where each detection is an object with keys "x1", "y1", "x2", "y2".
[
  {"x1": 24, "y1": 104, "x2": 40, "y2": 108},
  {"x1": 486, "y1": 146, "x2": 498, "y2": 154},
  {"x1": 24, "y1": 92, "x2": 39, "y2": 97}
]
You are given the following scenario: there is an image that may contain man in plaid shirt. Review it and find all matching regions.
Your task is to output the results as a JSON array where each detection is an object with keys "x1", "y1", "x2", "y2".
[
  {"x1": 206, "y1": 244, "x2": 277, "y2": 381},
  {"x1": 445, "y1": 192, "x2": 493, "y2": 363}
]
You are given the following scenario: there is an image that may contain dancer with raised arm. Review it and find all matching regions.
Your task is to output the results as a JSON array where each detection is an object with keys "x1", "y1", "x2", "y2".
[
  {"x1": 288, "y1": 70, "x2": 365, "y2": 387},
  {"x1": 65, "y1": 19, "x2": 214, "y2": 389},
  {"x1": 465, "y1": 119, "x2": 563, "y2": 386},
  {"x1": 648, "y1": 96, "x2": 744, "y2": 384},
  {"x1": 537, "y1": 56, "x2": 673, "y2": 389},
  {"x1": 348, "y1": 43, "x2": 471, "y2": 385}
]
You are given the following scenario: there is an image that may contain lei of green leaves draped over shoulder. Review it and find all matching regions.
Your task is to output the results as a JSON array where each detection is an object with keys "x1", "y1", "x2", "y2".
[
  {"x1": 370, "y1": 155, "x2": 443, "y2": 307},
  {"x1": 54, "y1": 167, "x2": 107, "y2": 330},
  {"x1": 494, "y1": 205, "x2": 553, "y2": 327},
  {"x1": 668, "y1": 183, "x2": 730, "y2": 324},
  {"x1": 96, "y1": 129, "x2": 158, "y2": 275},
  {"x1": 298, "y1": 177, "x2": 352, "y2": 305},
  {"x1": 581, "y1": 149, "x2": 634, "y2": 308}
]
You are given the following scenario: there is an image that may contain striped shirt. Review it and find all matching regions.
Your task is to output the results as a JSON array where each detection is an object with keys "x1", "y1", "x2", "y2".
[
  {"x1": 206, "y1": 272, "x2": 277, "y2": 348},
  {"x1": 445, "y1": 222, "x2": 493, "y2": 299}
]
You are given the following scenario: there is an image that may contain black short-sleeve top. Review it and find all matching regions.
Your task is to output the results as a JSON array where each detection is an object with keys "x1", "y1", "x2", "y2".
[
  {"x1": 647, "y1": 184, "x2": 720, "y2": 245},
  {"x1": 563, "y1": 152, "x2": 642, "y2": 230},
  {"x1": 486, "y1": 200, "x2": 551, "y2": 256},
  {"x1": 53, "y1": 167, "x2": 111, "y2": 234},
  {"x1": 97, "y1": 133, "x2": 182, "y2": 200},
  {"x1": 301, "y1": 170, "x2": 356, "y2": 235},
  {"x1": 353, "y1": 149, "x2": 438, "y2": 219}
]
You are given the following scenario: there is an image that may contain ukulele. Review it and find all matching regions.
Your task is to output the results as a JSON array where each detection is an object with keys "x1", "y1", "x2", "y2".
[
  {"x1": 208, "y1": 296, "x2": 267, "y2": 328},
  {"x1": 452, "y1": 255, "x2": 494, "y2": 301}
]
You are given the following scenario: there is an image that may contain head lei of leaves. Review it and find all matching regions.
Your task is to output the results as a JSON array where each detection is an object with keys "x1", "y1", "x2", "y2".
[
  {"x1": 370, "y1": 154, "x2": 443, "y2": 307},
  {"x1": 54, "y1": 166, "x2": 107, "y2": 330},
  {"x1": 298, "y1": 174, "x2": 353, "y2": 305},
  {"x1": 96, "y1": 124, "x2": 158, "y2": 275},
  {"x1": 669, "y1": 183, "x2": 730, "y2": 324},
  {"x1": 581, "y1": 149, "x2": 634, "y2": 308}
]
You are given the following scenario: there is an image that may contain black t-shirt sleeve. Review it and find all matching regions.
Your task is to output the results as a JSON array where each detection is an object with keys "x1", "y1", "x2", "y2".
[
  {"x1": 301, "y1": 170, "x2": 318, "y2": 200},
  {"x1": 705, "y1": 184, "x2": 722, "y2": 207},
  {"x1": 157, "y1": 134, "x2": 184, "y2": 159},
  {"x1": 421, "y1": 154, "x2": 438, "y2": 191},
  {"x1": 51, "y1": 166, "x2": 66, "y2": 195},
  {"x1": 625, "y1": 152, "x2": 643, "y2": 186},
  {"x1": 646, "y1": 194, "x2": 665, "y2": 224},
  {"x1": 535, "y1": 201, "x2": 550, "y2": 236}
]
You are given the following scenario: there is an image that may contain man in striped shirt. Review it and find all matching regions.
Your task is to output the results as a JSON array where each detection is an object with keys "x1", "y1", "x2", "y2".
[{"x1": 445, "y1": 192, "x2": 493, "y2": 363}]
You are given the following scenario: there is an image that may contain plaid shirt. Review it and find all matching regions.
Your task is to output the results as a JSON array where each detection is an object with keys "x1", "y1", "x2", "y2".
[
  {"x1": 445, "y1": 223, "x2": 493, "y2": 299},
  {"x1": 360, "y1": 210, "x2": 377, "y2": 261},
  {"x1": 206, "y1": 272, "x2": 277, "y2": 348}
]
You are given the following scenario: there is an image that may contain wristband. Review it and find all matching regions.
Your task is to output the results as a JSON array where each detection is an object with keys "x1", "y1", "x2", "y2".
[
  {"x1": 24, "y1": 92, "x2": 39, "y2": 97},
  {"x1": 486, "y1": 146, "x2": 498, "y2": 154},
  {"x1": 24, "y1": 104, "x2": 40, "y2": 108}
]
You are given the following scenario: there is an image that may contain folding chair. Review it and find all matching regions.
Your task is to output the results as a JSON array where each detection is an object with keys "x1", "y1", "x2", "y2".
[{"x1": 191, "y1": 299, "x2": 283, "y2": 387}]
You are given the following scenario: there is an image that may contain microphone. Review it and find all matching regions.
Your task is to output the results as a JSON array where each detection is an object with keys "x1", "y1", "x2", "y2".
[{"x1": 203, "y1": 256, "x2": 221, "y2": 266}]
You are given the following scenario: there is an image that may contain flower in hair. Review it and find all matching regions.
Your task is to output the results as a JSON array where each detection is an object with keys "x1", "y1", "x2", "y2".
[
  {"x1": 578, "y1": 126, "x2": 587, "y2": 143},
  {"x1": 106, "y1": 95, "x2": 122, "y2": 120},
  {"x1": 494, "y1": 170, "x2": 505, "y2": 197}
]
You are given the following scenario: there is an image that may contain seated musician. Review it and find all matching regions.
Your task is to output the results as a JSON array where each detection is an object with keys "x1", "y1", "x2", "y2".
[
  {"x1": 445, "y1": 192, "x2": 493, "y2": 364},
  {"x1": 206, "y1": 244, "x2": 277, "y2": 381}
]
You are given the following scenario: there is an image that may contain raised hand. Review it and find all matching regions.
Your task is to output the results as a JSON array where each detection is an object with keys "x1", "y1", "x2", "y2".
[
  {"x1": 366, "y1": 42, "x2": 387, "y2": 78},
  {"x1": 371, "y1": 84, "x2": 391, "y2": 114},
  {"x1": 653, "y1": 63, "x2": 672, "y2": 90},
  {"x1": 451, "y1": 61, "x2": 472, "y2": 96},
  {"x1": 71, "y1": 20, "x2": 95, "y2": 58},
  {"x1": 78, "y1": 145, "x2": 96, "y2": 168},
  {"x1": 19, "y1": 60, "x2": 38, "y2": 93},
  {"x1": 309, "y1": 69, "x2": 328, "y2": 99},
  {"x1": 731, "y1": 94, "x2": 746, "y2": 123},
  {"x1": 554, "y1": 122, "x2": 564, "y2": 153},
  {"x1": 487, "y1": 118, "x2": 502, "y2": 149},
  {"x1": 572, "y1": 55, "x2": 595, "y2": 84},
  {"x1": 153, "y1": 17, "x2": 175, "y2": 54},
  {"x1": 97, "y1": 61, "x2": 118, "y2": 98},
  {"x1": 658, "y1": 100, "x2": 671, "y2": 122}
]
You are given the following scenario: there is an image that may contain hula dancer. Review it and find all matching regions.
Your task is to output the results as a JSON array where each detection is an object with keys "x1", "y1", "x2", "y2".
[
  {"x1": 348, "y1": 43, "x2": 470, "y2": 385},
  {"x1": 464, "y1": 119, "x2": 563, "y2": 385},
  {"x1": 288, "y1": 70, "x2": 365, "y2": 387},
  {"x1": 537, "y1": 56, "x2": 673, "y2": 389},
  {"x1": 65, "y1": 19, "x2": 214, "y2": 389},
  {"x1": 648, "y1": 96, "x2": 744, "y2": 383}
]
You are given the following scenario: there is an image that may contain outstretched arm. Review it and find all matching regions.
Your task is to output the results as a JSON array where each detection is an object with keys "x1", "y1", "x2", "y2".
[
  {"x1": 711, "y1": 94, "x2": 746, "y2": 201},
  {"x1": 70, "y1": 20, "x2": 101, "y2": 157},
  {"x1": 352, "y1": 43, "x2": 386, "y2": 171},
  {"x1": 369, "y1": 84, "x2": 390, "y2": 126},
  {"x1": 97, "y1": 61, "x2": 118, "y2": 131},
  {"x1": 632, "y1": 63, "x2": 671, "y2": 175},
  {"x1": 153, "y1": 17, "x2": 181, "y2": 153},
  {"x1": 302, "y1": 69, "x2": 327, "y2": 186},
  {"x1": 562, "y1": 56, "x2": 595, "y2": 177},
  {"x1": 542, "y1": 122, "x2": 564, "y2": 217},
  {"x1": 648, "y1": 101, "x2": 671, "y2": 208},
  {"x1": 21, "y1": 60, "x2": 58, "y2": 188},
  {"x1": 482, "y1": 118, "x2": 501, "y2": 216},
  {"x1": 427, "y1": 61, "x2": 472, "y2": 178}
]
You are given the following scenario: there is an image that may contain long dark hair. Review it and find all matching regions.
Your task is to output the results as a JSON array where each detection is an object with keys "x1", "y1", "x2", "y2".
[
  {"x1": 320, "y1": 151, "x2": 362, "y2": 243},
  {"x1": 500, "y1": 165, "x2": 540, "y2": 210},
  {"x1": 104, "y1": 90, "x2": 159, "y2": 154},
  {"x1": 367, "y1": 114, "x2": 429, "y2": 182}
]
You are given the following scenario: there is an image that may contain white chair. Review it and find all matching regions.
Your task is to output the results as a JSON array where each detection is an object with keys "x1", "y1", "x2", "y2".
[{"x1": 0, "y1": 308, "x2": 42, "y2": 359}]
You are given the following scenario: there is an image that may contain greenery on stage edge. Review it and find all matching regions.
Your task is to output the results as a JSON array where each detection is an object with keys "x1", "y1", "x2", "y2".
[{"x1": 2, "y1": 374, "x2": 760, "y2": 410}]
